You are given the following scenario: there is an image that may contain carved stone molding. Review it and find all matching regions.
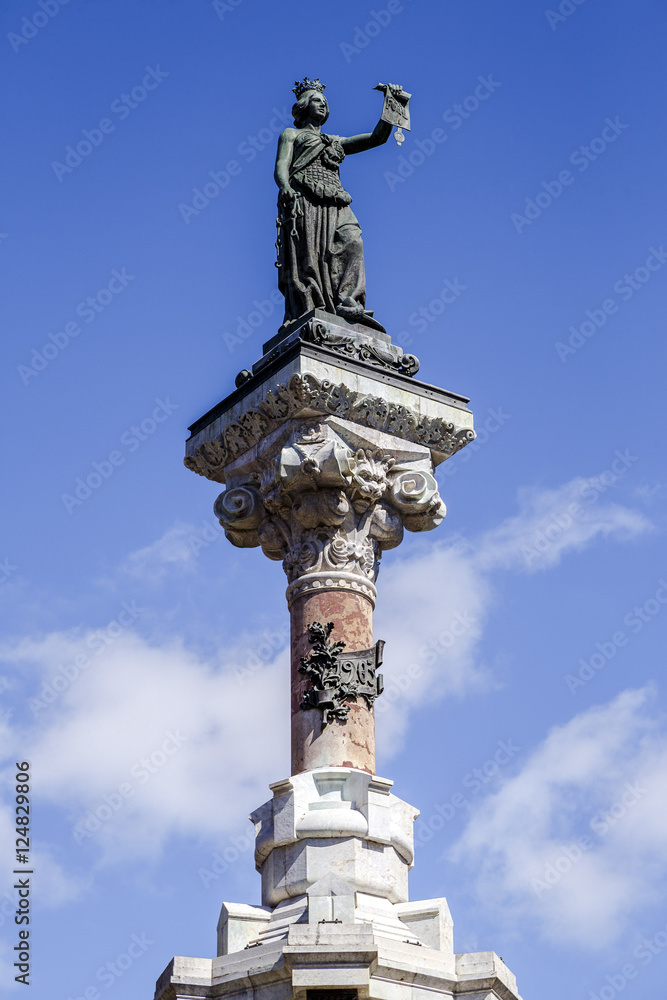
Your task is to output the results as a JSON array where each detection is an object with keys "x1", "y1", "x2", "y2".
[
  {"x1": 300, "y1": 318, "x2": 420, "y2": 377},
  {"x1": 213, "y1": 420, "x2": 446, "y2": 604},
  {"x1": 299, "y1": 621, "x2": 384, "y2": 725},
  {"x1": 184, "y1": 373, "x2": 475, "y2": 482}
]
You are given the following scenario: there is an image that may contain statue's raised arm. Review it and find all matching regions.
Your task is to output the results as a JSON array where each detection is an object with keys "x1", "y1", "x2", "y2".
[
  {"x1": 341, "y1": 83, "x2": 407, "y2": 154},
  {"x1": 274, "y1": 78, "x2": 411, "y2": 333}
]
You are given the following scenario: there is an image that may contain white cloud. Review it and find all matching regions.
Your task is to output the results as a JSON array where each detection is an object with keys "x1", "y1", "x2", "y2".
[
  {"x1": 115, "y1": 518, "x2": 227, "y2": 585},
  {"x1": 1, "y1": 630, "x2": 289, "y2": 868},
  {"x1": 0, "y1": 473, "x2": 653, "y2": 895},
  {"x1": 474, "y1": 475, "x2": 652, "y2": 574},
  {"x1": 450, "y1": 688, "x2": 667, "y2": 949},
  {"x1": 374, "y1": 474, "x2": 651, "y2": 758},
  {"x1": 375, "y1": 540, "x2": 493, "y2": 758},
  {"x1": 118, "y1": 522, "x2": 203, "y2": 581}
]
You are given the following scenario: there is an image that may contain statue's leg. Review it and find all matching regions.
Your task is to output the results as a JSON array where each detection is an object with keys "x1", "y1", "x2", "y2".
[
  {"x1": 279, "y1": 199, "x2": 339, "y2": 325},
  {"x1": 329, "y1": 207, "x2": 366, "y2": 318}
]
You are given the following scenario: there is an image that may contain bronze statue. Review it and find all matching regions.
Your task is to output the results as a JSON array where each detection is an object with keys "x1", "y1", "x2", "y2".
[{"x1": 274, "y1": 78, "x2": 409, "y2": 333}]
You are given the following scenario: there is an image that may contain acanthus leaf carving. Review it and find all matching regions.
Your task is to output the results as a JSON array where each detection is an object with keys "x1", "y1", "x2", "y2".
[
  {"x1": 184, "y1": 373, "x2": 475, "y2": 481},
  {"x1": 213, "y1": 419, "x2": 449, "y2": 603}
]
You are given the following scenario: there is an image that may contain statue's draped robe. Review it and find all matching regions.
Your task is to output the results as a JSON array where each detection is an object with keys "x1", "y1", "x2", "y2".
[{"x1": 277, "y1": 129, "x2": 366, "y2": 325}]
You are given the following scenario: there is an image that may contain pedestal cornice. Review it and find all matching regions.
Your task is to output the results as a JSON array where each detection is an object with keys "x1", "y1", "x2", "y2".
[{"x1": 185, "y1": 366, "x2": 474, "y2": 483}]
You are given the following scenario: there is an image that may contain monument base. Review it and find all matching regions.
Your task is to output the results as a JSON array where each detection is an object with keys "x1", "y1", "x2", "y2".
[
  {"x1": 154, "y1": 918, "x2": 521, "y2": 1000},
  {"x1": 171, "y1": 316, "x2": 524, "y2": 998},
  {"x1": 153, "y1": 769, "x2": 522, "y2": 1000}
]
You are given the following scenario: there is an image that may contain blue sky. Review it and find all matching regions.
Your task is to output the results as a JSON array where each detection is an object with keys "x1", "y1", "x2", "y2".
[{"x1": 2, "y1": 0, "x2": 667, "y2": 997}]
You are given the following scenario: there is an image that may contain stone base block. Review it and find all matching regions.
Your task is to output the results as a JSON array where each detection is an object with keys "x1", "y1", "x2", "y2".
[
  {"x1": 216, "y1": 902, "x2": 272, "y2": 955},
  {"x1": 251, "y1": 768, "x2": 418, "y2": 907},
  {"x1": 217, "y1": 888, "x2": 451, "y2": 957},
  {"x1": 185, "y1": 341, "x2": 474, "y2": 485},
  {"x1": 156, "y1": 772, "x2": 522, "y2": 999},
  {"x1": 155, "y1": 920, "x2": 522, "y2": 1000}
]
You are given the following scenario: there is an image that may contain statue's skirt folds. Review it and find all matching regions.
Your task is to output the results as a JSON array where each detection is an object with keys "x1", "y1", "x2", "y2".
[{"x1": 278, "y1": 197, "x2": 366, "y2": 325}]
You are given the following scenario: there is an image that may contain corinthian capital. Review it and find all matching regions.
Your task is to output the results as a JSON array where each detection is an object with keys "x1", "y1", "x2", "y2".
[{"x1": 214, "y1": 420, "x2": 446, "y2": 606}]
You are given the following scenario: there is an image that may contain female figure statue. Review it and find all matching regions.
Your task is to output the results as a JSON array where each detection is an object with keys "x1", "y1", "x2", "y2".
[{"x1": 274, "y1": 78, "x2": 405, "y2": 332}]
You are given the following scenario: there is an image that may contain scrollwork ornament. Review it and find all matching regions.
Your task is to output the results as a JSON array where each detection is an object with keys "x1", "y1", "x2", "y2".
[
  {"x1": 299, "y1": 621, "x2": 384, "y2": 725},
  {"x1": 389, "y1": 470, "x2": 438, "y2": 512},
  {"x1": 214, "y1": 485, "x2": 263, "y2": 548},
  {"x1": 387, "y1": 469, "x2": 446, "y2": 531}
]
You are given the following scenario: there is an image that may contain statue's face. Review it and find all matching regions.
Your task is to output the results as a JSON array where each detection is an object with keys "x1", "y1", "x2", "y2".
[{"x1": 305, "y1": 91, "x2": 328, "y2": 123}]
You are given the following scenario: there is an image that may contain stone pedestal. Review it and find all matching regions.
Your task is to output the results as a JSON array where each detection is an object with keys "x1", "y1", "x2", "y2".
[
  {"x1": 155, "y1": 923, "x2": 521, "y2": 1000},
  {"x1": 155, "y1": 765, "x2": 522, "y2": 998},
  {"x1": 251, "y1": 768, "x2": 416, "y2": 910},
  {"x1": 154, "y1": 315, "x2": 524, "y2": 999}
]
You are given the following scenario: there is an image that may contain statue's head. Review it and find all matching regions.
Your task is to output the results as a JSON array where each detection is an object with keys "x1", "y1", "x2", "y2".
[{"x1": 291, "y1": 77, "x2": 329, "y2": 128}]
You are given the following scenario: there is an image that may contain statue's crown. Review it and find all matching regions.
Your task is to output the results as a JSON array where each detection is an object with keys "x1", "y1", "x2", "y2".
[{"x1": 292, "y1": 77, "x2": 326, "y2": 100}]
